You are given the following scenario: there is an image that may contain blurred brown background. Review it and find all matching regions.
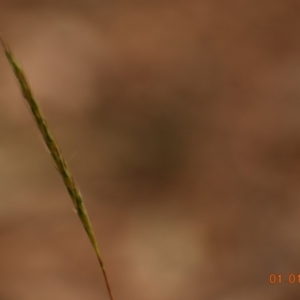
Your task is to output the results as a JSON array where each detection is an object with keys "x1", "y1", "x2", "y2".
[{"x1": 1, "y1": 1, "x2": 300, "y2": 299}]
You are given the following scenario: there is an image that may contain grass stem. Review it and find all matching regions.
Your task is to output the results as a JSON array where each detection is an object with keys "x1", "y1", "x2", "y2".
[{"x1": 0, "y1": 36, "x2": 114, "y2": 300}]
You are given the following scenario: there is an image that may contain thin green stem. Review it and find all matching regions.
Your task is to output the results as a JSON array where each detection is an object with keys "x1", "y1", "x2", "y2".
[{"x1": 0, "y1": 36, "x2": 114, "y2": 300}]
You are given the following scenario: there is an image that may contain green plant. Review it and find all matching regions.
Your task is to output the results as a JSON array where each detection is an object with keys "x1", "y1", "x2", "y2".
[{"x1": 0, "y1": 36, "x2": 114, "y2": 300}]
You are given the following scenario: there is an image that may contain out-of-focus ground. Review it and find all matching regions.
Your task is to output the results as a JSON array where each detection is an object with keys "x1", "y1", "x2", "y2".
[{"x1": 1, "y1": 1, "x2": 300, "y2": 299}]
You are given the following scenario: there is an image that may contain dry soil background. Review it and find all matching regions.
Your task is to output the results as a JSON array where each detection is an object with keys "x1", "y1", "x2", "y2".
[{"x1": 1, "y1": 1, "x2": 300, "y2": 299}]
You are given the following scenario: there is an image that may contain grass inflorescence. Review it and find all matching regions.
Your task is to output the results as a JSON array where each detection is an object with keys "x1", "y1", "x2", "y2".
[{"x1": 0, "y1": 36, "x2": 114, "y2": 300}]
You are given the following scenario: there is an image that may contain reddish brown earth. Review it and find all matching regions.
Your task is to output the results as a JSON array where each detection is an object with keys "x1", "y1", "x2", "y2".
[{"x1": 1, "y1": 1, "x2": 300, "y2": 299}]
